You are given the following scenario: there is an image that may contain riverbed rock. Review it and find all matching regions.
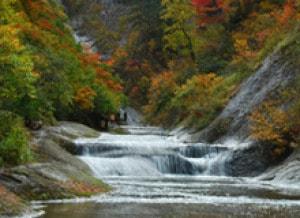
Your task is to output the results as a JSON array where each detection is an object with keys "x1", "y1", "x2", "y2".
[
  {"x1": 224, "y1": 142, "x2": 292, "y2": 177},
  {"x1": 0, "y1": 122, "x2": 108, "y2": 217},
  {"x1": 258, "y1": 148, "x2": 300, "y2": 184},
  {"x1": 43, "y1": 121, "x2": 100, "y2": 154},
  {"x1": 0, "y1": 184, "x2": 27, "y2": 217}
]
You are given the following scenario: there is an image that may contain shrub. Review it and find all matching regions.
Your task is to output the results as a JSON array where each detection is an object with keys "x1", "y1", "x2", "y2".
[
  {"x1": 0, "y1": 111, "x2": 32, "y2": 167},
  {"x1": 143, "y1": 71, "x2": 178, "y2": 125},
  {"x1": 249, "y1": 100, "x2": 299, "y2": 155}
]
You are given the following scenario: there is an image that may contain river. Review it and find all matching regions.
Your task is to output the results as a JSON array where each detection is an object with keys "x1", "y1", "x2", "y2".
[{"x1": 38, "y1": 125, "x2": 300, "y2": 218}]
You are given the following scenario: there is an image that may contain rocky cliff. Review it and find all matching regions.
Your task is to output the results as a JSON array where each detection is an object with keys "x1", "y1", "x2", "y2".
[
  {"x1": 192, "y1": 38, "x2": 299, "y2": 143},
  {"x1": 184, "y1": 33, "x2": 300, "y2": 178}
]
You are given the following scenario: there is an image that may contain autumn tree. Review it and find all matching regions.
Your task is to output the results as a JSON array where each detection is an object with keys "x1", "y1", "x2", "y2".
[
  {"x1": 250, "y1": 102, "x2": 290, "y2": 145},
  {"x1": 0, "y1": 0, "x2": 38, "y2": 118},
  {"x1": 161, "y1": 0, "x2": 197, "y2": 60},
  {"x1": 144, "y1": 72, "x2": 178, "y2": 124},
  {"x1": 0, "y1": 0, "x2": 34, "y2": 166},
  {"x1": 170, "y1": 73, "x2": 224, "y2": 127},
  {"x1": 192, "y1": 0, "x2": 226, "y2": 26}
]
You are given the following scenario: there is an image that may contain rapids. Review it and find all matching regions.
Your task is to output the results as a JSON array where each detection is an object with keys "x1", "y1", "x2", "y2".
[{"x1": 39, "y1": 125, "x2": 300, "y2": 218}]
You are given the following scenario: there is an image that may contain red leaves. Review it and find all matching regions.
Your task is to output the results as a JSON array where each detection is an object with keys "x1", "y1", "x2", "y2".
[
  {"x1": 278, "y1": 0, "x2": 296, "y2": 25},
  {"x1": 38, "y1": 20, "x2": 53, "y2": 31},
  {"x1": 26, "y1": 0, "x2": 59, "y2": 20},
  {"x1": 79, "y1": 42, "x2": 123, "y2": 93},
  {"x1": 191, "y1": 0, "x2": 225, "y2": 26},
  {"x1": 79, "y1": 43, "x2": 101, "y2": 65},
  {"x1": 81, "y1": 53, "x2": 101, "y2": 65},
  {"x1": 192, "y1": 0, "x2": 213, "y2": 7}
]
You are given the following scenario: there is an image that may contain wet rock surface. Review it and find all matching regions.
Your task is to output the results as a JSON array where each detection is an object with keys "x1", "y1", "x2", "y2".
[
  {"x1": 259, "y1": 148, "x2": 300, "y2": 184},
  {"x1": 224, "y1": 143, "x2": 278, "y2": 177},
  {"x1": 0, "y1": 122, "x2": 108, "y2": 217}
]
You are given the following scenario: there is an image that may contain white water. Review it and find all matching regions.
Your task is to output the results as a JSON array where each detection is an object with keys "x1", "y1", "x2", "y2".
[
  {"x1": 36, "y1": 125, "x2": 300, "y2": 218},
  {"x1": 74, "y1": 125, "x2": 300, "y2": 207},
  {"x1": 77, "y1": 126, "x2": 230, "y2": 177}
]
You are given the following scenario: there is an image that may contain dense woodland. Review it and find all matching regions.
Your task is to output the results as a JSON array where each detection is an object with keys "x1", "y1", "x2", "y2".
[
  {"x1": 1, "y1": 0, "x2": 300, "y2": 166},
  {"x1": 0, "y1": 0, "x2": 125, "y2": 166}
]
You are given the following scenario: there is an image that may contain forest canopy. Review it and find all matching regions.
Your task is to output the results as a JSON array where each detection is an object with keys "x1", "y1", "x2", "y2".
[{"x1": 1, "y1": 0, "x2": 300, "y2": 166}]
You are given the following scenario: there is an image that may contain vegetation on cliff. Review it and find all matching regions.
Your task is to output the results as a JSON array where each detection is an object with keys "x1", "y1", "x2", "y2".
[
  {"x1": 249, "y1": 35, "x2": 300, "y2": 155},
  {"x1": 61, "y1": 0, "x2": 300, "y2": 153}
]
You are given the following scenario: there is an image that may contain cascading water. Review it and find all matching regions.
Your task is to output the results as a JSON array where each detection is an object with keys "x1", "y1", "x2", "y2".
[
  {"x1": 76, "y1": 126, "x2": 230, "y2": 177},
  {"x1": 74, "y1": 125, "x2": 299, "y2": 202},
  {"x1": 41, "y1": 124, "x2": 300, "y2": 218}
]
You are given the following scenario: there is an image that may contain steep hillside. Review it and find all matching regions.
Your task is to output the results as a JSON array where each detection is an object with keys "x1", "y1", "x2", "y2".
[{"x1": 193, "y1": 33, "x2": 300, "y2": 143}]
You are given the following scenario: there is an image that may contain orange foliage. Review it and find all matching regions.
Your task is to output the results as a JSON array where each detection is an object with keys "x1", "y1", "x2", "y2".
[
  {"x1": 150, "y1": 71, "x2": 176, "y2": 90},
  {"x1": 250, "y1": 101, "x2": 290, "y2": 147},
  {"x1": 105, "y1": 58, "x2": 115, "y2": 66},
  {"x1": 79, "y1": 43, "x2": 123, "y2": 93},
  {"x1": 256, "y1": 29, "x2": 272, "y2": 44},
  {"x1": 37, "y1": 19, "x2": 53, "y2": 31},
  {"x1": 278, "y1": 0, "x2": 296, "y2": 25},
  {"x1": 74, "y1": 87, "x2": 96, "y2": 110},
  {"x1": 23, "y1": 0, "x2": 67, "y2": 36},
  {"x1": 95, "y1": 67, "x2": 123, "y2": 92},
  {"x1": 192, "y1": 0, "x2": 226, "y2": 26},
  {"x1": 80, "y1": 43, "x2": 101, "y2": 66},
  {"x1": 81, "y1": 52, "x2": 101, "y2": 65},
  {"x1": 26, "y1": 0, "x2": 60, "y2": 20},
  {"x1": 145, "y1": 71, "x2": 177, "y2": 113}
]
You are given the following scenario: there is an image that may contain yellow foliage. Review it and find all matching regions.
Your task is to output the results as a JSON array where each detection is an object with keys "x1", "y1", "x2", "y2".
[
  {"x1": 175, "y1": 73, "x2": 223, "y2": 109},
  {"x1": 250, "y1": 101, "x2": 290, "y2": 146},
  {"x1": 143, "y1": 71, "x2": 177, "y2": 118},
  {"x1": 74, "y1": 87, "x2": 96, "y2": 110}
]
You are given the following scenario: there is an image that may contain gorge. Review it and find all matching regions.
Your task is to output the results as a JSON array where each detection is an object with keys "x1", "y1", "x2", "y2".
[{"x1": 0, "y1": 0, "x2": 300, "y2": 217}]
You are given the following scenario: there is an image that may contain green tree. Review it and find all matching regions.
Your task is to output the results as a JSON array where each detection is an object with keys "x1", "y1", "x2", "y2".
[
  {"x1": 161, "y1": 0, "x2": 197, "y2": 60},
  {"x1": 0, "y1": 0, "x2": 37, "y2": 118}
]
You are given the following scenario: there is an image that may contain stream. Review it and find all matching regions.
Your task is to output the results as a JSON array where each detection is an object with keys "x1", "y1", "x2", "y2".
[{"x1": 38, "y1": 125, "x2": 300, "y2": 218}]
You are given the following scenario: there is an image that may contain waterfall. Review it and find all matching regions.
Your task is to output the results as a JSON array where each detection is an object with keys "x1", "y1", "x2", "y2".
[
  {"x1": 40, "y1": 123, "x2": 300, "y2": 216},
  {"x1": 77, "y1": 126, "x2": 232, "y2": 177}
]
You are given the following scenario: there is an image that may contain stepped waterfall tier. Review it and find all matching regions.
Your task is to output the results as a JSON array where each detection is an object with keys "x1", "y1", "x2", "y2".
[
  {"x1": 39, "y1": 125, "x2": 300, "y2": 218},
  {"x1": 76, "y1": 126, "x2": 229, "y2": 176}
]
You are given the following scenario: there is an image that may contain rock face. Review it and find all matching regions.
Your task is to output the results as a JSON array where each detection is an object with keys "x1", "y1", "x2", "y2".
[
  {"x1": 186, "y1": 37, "x2": 300, "y2": 178},
  {"x1": 258, "y1": 148, "x2": 300, "y2": 185},
  {"x1": 0, "y1": 122, "x2": 108, "y2": 217},
  {"x1": 224, "y1": 143, "x2": 292, "y2": 177},
  {"x1": 191, "y1": 44, "x2": 298, "y2": 143},
  {"x1": 44, "y1": 121, "x2": 100, "y2": 154},
  {"x1": 0, "y1": 184, "x2": 27, "y2": 216}
]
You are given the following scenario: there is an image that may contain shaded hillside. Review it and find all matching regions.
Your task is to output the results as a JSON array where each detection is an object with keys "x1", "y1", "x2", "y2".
[{"x1": 192, "y1": 33, "x2": 300, "y2": 143}]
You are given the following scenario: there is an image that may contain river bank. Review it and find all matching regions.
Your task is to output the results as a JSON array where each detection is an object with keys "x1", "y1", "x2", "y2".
[
  {"x1": 0, "y1": 122, "x2": 110, "y2": 217},
  {"x1": 1, "y1": 119, "x2": 299, "y2": 217}
]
